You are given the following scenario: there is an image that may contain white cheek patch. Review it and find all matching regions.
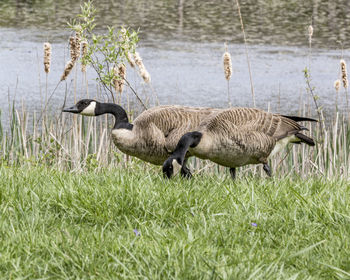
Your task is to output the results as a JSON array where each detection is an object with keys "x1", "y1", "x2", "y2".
[
  {"x1": 80, "y1": 102, "x2": 96, "y2": 116},
  {"x1": 172, "y1": 159, "x2": 182, "y2": 176}
]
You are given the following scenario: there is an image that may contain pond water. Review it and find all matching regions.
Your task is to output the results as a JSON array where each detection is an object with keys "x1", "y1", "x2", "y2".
[{"x1": 0, "y1": 0, "x2": 349, "y2": 125}]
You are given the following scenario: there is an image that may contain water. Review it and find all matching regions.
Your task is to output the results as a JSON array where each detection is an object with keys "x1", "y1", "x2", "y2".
[{"x1": 0, "y1": 0, "x2": 349, "y2": 125}]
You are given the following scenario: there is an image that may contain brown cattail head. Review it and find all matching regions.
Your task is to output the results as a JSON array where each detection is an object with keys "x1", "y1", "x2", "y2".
[
  {"x1": 113, "y1": 63, "x2": 127, "y2": 94},
  {"x1": 60, "y1": 60, "x2": 75, "y2": 81},
  {"x1": 223, "y1": 45, "x2": 232, "y2": 81},
  {"x1": 81, "y1": 41, "x2": 88, "y2": 72},
  {"x1": 340, "y1": 59, "x2": 348, "y2": 89},
  {"x1": 134, "y1": 52, "x2": 151, "y2": 83},
  {"x1": 308, "y1": 25, "x2": 313, "y2": 37},
  {"x1": 140, "y1": 68, "x2": 151, "y2": 83},
  {"x1": 334, "y1": 79, "x2": 341, "y2": 92},
  {"x1": 117, "y1": 63, "x2": 126, "y2": 93},
  {"x1": 75, "y1": 31, "x2": 81, "y2": 60},
  {"x1": 308, "y1": 25, "x2": 313, "y2": 45},
  {"x1": 43, "y1": 42, "x2": 52, "y2": 74},
  {"x1": 134, "y1": 52, "x2": 143, "y2": 68},
  {"x1": 127, "y1": 52, "x2": 136, "y2": 68},
  {"x1": 69, "y1": 36, "x2": 77, "y2": 62}
]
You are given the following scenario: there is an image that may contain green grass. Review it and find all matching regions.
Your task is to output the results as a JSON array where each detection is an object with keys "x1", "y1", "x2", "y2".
[{"x1": 0, "y1": 164, "x2": 350, "y2": 279}]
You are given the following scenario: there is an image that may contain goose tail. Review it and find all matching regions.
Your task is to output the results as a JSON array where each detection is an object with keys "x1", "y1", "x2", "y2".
[
  {"x1": 282, "y1": 115, "x2": 318, "y2": 123},
  {"x1": 294, "y1": 132, "x2": 315, "y2": 146}
]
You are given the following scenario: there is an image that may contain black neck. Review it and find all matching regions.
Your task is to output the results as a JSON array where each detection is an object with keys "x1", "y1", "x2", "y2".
[
  {"x1": 96, "y1": 103, "x2": 133, "y2": 130},
  {"x1": 172, "y1": 131, "x2": 203, "y2": 163}
]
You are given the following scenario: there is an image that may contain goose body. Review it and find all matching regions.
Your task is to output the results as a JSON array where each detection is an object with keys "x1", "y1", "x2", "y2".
[
  {"x1": 63, "y1": 100, "x2": 219, "y2": 173},
  {"x1": 110, "y1": 105, "x2": 219, "y2": 165},
  {"x1": 163, "y1": 107, "x2": 316, "y2": 179}
]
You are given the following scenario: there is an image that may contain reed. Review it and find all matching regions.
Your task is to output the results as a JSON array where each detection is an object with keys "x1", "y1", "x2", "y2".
[
  {"x1": 231, "y1": 0, "x2": 255, "y2": 107},
  {"x1": 1, "y1": 97, "x2": 349, "y2": 180}
]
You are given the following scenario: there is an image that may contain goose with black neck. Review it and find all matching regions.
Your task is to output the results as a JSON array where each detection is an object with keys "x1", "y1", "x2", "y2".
[{"x1": 63, "y1": 99, "x2": 219, "y2": 177}]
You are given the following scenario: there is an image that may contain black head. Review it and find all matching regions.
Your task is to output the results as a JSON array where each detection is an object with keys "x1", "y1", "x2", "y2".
[
  {"x1": 162, "y1": 156, "x2": 183, "y2": 179},
  {"x1": 62, "y1": 99, "x2": 98, "y2": 116}
]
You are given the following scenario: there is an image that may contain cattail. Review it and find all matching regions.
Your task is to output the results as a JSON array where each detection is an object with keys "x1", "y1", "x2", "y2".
[
  {"x1": 134, "y1": 52, "x2": 144, "y2": 69},
  {"x1": 127, "y1": 52, "x2": 136, "y2": 68},
  {"x1": 43, "y1": 42, "x2": 52, "y2": 74},
  {"x1": 134, "y1": 52, "x2": 151, "y2": 83},
  {"x1": 74, "y1": 31, "x2": 81, "y2": 60},
  {"x1": 340, "y1": 59, "x2": 348, "y2": 89},
  {"x1": 69, "y1": 36, "x2": 77, "y2": 62},
  {"x1": 308, "y1": 25, "x2": 313, "y2": 45},
  {"x1": 81, "y1": 41, "x2": 88, "y2": 72},
  {"x1": 113, "y1": 64, "x2": 127, "y2": 94},
  {"x1": 223, "y1": 46, "x2": 232, "y2": 81},
  {"x1": 334, "y1": 79, "x2": 341, "y2": 92},
  {"x1": 60, "y1": 60, "x2": 74, "y2": 81},
  {"x1": 117, "y1": 63, "x2": 126, "y2": 93},
  {"x1": 140, "y1": 68, "x2": 151, "y2": 83}
]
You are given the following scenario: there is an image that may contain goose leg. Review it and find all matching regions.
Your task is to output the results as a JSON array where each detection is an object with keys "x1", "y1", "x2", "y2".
[
  {"x1": 180, "y1": 158, "x2": 192, "y2": 178},
  {"x1": 263, "y1": 163, "x2": 272, "y2": 177},
  {"x1": 229, "y1": 167, "x2": 236, "y2": 180}
]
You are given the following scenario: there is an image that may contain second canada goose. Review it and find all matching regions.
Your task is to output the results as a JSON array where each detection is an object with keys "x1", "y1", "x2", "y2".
[
  {"x1": 163, "y1": 107, "x2": 316, "y2": 179},
  {"x1": 63, "y1": 99, "x2": 219, "y2": 177}
]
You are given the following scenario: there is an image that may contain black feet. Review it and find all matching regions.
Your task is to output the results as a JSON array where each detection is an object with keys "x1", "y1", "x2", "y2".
[
  {"x1": 263, "y1": 164, "x2": 272, "y2": 177},
  {"x1": 229, "y1": 167, "x2": 236, "y2": 180}
]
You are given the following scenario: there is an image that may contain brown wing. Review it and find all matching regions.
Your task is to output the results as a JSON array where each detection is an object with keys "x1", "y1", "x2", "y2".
[
  {"x1": 133, "y1": 105, "x2": 219, "y2": 153},
  {"x1": 201, "y1": 107, "x2": 303, "y2": 140}
]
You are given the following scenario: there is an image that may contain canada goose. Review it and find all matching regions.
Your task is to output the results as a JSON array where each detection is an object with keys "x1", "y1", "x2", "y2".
[
  {"x1": 63, "y1": 99, "x2": 219, "y2": 177},
  {"x1": 163, "y1": 107, "x2": 316, "y2": 179}
]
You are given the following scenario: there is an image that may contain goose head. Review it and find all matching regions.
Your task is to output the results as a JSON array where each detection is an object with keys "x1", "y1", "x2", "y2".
[
  {"x1": 63, "y1": 99, "x2": 98, "y2": 116},
  {"x1": 162, "y1": 155, "x2": 183, "y2": 178}
]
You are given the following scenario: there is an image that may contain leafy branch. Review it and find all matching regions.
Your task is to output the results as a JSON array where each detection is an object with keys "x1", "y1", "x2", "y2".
[{"x1": 68, "y1": 1, "x2": 146, "y2": 108}]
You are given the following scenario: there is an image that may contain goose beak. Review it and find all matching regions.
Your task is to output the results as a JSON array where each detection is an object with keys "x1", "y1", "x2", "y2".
[{"x1": 62, "y1": 105, "x2": 79, "y2": 113}]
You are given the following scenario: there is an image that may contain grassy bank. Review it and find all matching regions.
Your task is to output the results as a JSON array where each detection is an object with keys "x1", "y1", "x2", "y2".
[{"x1": 0, "y1": 165, "x2": 349, "y2": 279}]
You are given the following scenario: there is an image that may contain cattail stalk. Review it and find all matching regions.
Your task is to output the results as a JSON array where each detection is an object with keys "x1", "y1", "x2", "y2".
[
  {"x1": 223, "y1": 44, "x2": 232, "y2": 106},
  {"x1": 232, "y1": 0, "x2": 255, "y2": 107},
  {"x1": 134, "y1": 52, "x2": 151, "y2": 83}
]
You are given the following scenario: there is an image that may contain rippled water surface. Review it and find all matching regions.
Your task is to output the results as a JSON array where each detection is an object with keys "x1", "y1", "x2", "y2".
[{"x1": 0, "y1": 0, "x2": 349, "y2": 124}]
